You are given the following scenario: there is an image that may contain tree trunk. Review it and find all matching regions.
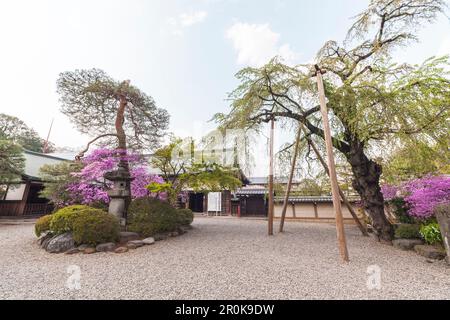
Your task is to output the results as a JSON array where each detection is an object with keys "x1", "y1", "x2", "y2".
[
  {"x1": 346, "y1": 142, "x2": 393, "y2": 242},
  {"x1": 116, "y1": 94, "x2": 132, "y2": 219}
]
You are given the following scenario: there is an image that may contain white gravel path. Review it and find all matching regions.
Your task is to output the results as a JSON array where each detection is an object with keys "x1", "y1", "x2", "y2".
[{"x1": 0, "y1": 217, "x2": 449, "y2": 300}]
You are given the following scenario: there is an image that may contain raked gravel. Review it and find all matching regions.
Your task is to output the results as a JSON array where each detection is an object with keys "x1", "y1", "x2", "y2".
[{"x1": 0, "y1": 217, "x2": 449, "y2": 300}]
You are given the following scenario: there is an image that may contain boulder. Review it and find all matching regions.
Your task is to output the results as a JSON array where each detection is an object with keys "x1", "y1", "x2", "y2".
[
  {"x1": 119, "y1": 231, "x2": 140, "y2": 243},
  {"x1": 115, "y1": 246, "x2": 128, "y2": 253},
  {"x1": 127, "y1": 240, "x2": 144, "y2": 249},
  {"x1": 83, "y1": 247, "x2": 96, "y2": 254},
  {"x1": 393, "y1": 239, "x2": 424, "y2": 251},
  {"x1": 96, "y1": 242, "x2": 116, "y2": 252},
  {"x1": 77, "y1": 244, "x2": 90, "y2": 251},
  {"x1": 46, "y1": 233, "x2": 75, "y2": 253},
  {"x1": 414, "y1": 245, "x2": 446, "y2": 260},
  {"x1": 142, "y1": 237, "x2": 155, "y2": 245},
  {"x1": 65, "y1": 248, "x2": 80, "y2": 255},
  {"x1": 153, "y1": 233, "x2": 168, "y2": 241},
  {"x1": 38, "y1": 233, "x2": 52, "y2": 246},
  {"x1": 40, "y1": 234, "x2": 54, "y2": 250}
]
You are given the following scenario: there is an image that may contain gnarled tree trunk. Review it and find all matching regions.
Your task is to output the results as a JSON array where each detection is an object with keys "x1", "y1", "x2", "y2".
[
  {"x1": 346, "y1": 141, "x2": 393, "y2": 242},
  {"x1": 116, "y1": 93, "x2": 132, "y2": 219}
]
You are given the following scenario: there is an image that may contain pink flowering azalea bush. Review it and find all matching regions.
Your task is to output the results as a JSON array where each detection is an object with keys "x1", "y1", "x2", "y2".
[
  {"x1": 68, "y1": 148, "x2": 164, "y2": 205},
  {"x1": 382, "y1": 175, "x2": 450, "y2": 220}
]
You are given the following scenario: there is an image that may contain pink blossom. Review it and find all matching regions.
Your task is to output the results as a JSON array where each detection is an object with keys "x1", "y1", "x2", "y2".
[
  {"x1": 382, "y1": 175, "x2": 450, "y2": 220},
  {"x1": 67, "y1": 148, "x2": 164, "y2": 205}
]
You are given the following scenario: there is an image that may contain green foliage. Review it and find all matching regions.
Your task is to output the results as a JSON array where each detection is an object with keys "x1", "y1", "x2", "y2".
[
  {"x1": 57, "y1": 69, "x2": 169, "y2": 151},
  {"x1": 0, "y1": 113, "x2": 50, "y2": 152},
  {"x1": 394, "y1": 224, "x2": 421, "y2": 239},
  {"x1": 179, "y1": 163, "x2": 242, "y2": 193},
  {"x1": 149, "y1": 138, "x2": 243, "y2": 205},
  {"x1": 49, "y1": 205, "x2": 92, "y2": 235},
  {"x1": 146, "y1": 181, "x2": 173, "y2": 199},
  {"x1": 177, "y1": 209, "x2": 194, "y2": 226},
  {"x1": 0, "y1": 140, "x2": 25, "y2": 185},
  {"x1": 46, "y1": 205, "x2": 119, "y2": 245},
  {"x1": 420, "y1": 221, "x2": 443, "y2": 245},
  {"x1": 72, "y1": 209, "x2": 119, "y2": 245},
  {"x1": 39, "y1": 161, "x2": 83, "y2": 208},
  {"x1": 34, "y1": 215, "x2": 53, "y2": 237},
  {"x1": 383, "y1": 138, "x2": 450, "y2": 183},
  {"x1": 390, "y1": 197, "x2": 414, "y2": 224},
  {"x1": 127, "y1": 198, "x2": 181, "y2": 237}
]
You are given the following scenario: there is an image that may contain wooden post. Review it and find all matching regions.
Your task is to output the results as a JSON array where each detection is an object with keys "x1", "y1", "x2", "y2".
[
  {"x1": 268, "y1": 117, "x2": 275, "y2": 236},
  {"x1": 279, "y1": 125, "x2": 302, "y2": 232},
  {"x1": 17, "y1": 182, "x2": 31, "y2": 216},
  {"x1": 315, "y1": 66, "x2": 349, "y2": 262},
  {"x1": 313, "y1": 202, "x2": 319, "y2": 219},
  {"x1": 301, "y1": 125, "x2": 368, "y2": 236}
]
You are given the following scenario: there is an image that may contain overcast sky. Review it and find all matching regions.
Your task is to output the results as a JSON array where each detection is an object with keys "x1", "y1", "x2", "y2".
[{"x1": 0, "y1": 0, "x2": 449, "y2": 165}]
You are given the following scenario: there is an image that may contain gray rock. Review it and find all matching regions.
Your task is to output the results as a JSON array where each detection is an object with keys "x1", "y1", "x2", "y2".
[
  {"x1": 142, "y1": 237, "x2": 155, "y2": 245},
  {"x1": 414, "y1": 245, "x2": 446, "y2": 260},
  {"x1": 83, "y1": 247, "x2": 96, "y2": 254},
  {"x1": 77, "y1": 244, "x2": 90, "y2": 251},
  {"x1": 38, "y1": 233, "x2": 52, "y2": 246},
  {"x1": 153, "y1": 233, "x2": 168, "y2": 241},
  {"x1": 40, "y1": 234, "x2": 53, "y2": 249},
  {"x1": 96, "y1": 242, "x2": 116, "y2": 252},
  {"x1": 65, "y1": 248, "x2": 79, "y2": 255},
  {"x1": 393, "y1": 239, "x2": 424, "y2": 251},
  {"x1": 115, "y1": 246, "x2": 128, "y2": 253},
  {"x1": 46, "y1": 233, "x2": 75, "y2": 253},
  {"x1": 127, "y1": 240, "x2": 144, "y2": 249},
  {"x1": 169, "y1": 231, "x2": 179, "y2": 237},
  {"x1": 119, "y1": 231, "x2": 140, "y2": 243}
]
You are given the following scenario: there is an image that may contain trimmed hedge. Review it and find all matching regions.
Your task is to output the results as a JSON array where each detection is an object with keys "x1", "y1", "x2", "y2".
[
  {"x1": 35, "y1": 215, "x2": 53, "y2": 237},
  {"x1": 177, "y1": 209, "x2": 194, "y2": 226},
  {"x1": 72, "y1": 209, "x2": 119, "y2": 245},
  {"x1": 36, "y1": 205, "x2": 120, "y2": 246},
  {"x1": 128, "y1": 198, "x2": 183, "y2": 237},
  {"x1": 394, "y1": 224, "x2": 421, "y2": 239},
  {"x1": 49, "y1": 205, "x2": 92, "y2": 235}
]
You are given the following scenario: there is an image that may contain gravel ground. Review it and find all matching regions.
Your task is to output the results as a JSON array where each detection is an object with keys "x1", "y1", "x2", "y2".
[{"x1": 0, "y1": 217, "x2": 449, "y2": 300}]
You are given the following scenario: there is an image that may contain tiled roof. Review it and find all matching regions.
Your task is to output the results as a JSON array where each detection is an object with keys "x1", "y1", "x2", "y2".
[{"x1": 274, "y1": 196, "x2": 360, "y2": 203}]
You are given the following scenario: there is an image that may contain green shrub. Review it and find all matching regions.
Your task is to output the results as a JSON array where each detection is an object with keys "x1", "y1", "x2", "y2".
[
  {"x1": 394, "y1": 224, "x2": 421, "y2": 239},
  {"x1": 420, "y1": 222, "x2": 443, "y2": 245},
  {"x1": 35, "y1": 215, "x2": 53, "y2": 237},
  {"x1": 177, "y1": 209, "x2": 194, "y2": 226},
  {"x1": 128, "y1": 198, "x2": 180, "y2": 237},
  {"x1": 72, "y1": 209, "x2": 119, "y2": 245},
  {"x1": 49, "y1": 205, "x2": 91, "y2": 235}
]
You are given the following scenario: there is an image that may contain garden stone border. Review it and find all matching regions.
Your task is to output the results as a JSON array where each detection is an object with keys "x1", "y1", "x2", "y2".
[{"x1": 37, "y1": 226, "x2": 192, "y2": 255}]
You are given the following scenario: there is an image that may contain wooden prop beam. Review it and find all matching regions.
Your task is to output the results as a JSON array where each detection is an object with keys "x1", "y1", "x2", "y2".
[
  {"x1": 315, "y1": 65, "x2": 349, "y2": 262},
  {"x1": 279, "y1": 125, "x2": 302, "y2": 233},
  {"x1": 300, "y1": 125, "x2": 368, "y2": 237},
  {"x1": 268, "y1": 117, "x2": 275, "y2": 236}
]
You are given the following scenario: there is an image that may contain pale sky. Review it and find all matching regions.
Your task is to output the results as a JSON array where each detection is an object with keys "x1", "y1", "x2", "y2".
[{"x1": 0, "y1": 0, "x2": 449, "y2": 166}]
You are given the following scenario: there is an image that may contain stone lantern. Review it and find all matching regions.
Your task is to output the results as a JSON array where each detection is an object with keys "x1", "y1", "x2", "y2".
[{"x1": 104, "y1": 166, "x2": 133, "y2": 227}]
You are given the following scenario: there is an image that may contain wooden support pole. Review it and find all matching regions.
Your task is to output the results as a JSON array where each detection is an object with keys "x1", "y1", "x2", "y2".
[
  {"x1": 268, "y1": 117, "x2": 275, "y2": 236},
  {"x1": 301, "y1": 125, "x2": 368, "y2": 236},
  {"x1": 315, "y1": 66, "x2": 349, "y2": 262},
  {"x1": 279, "y1": 125, "x2": 302, "y2": 232}
]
